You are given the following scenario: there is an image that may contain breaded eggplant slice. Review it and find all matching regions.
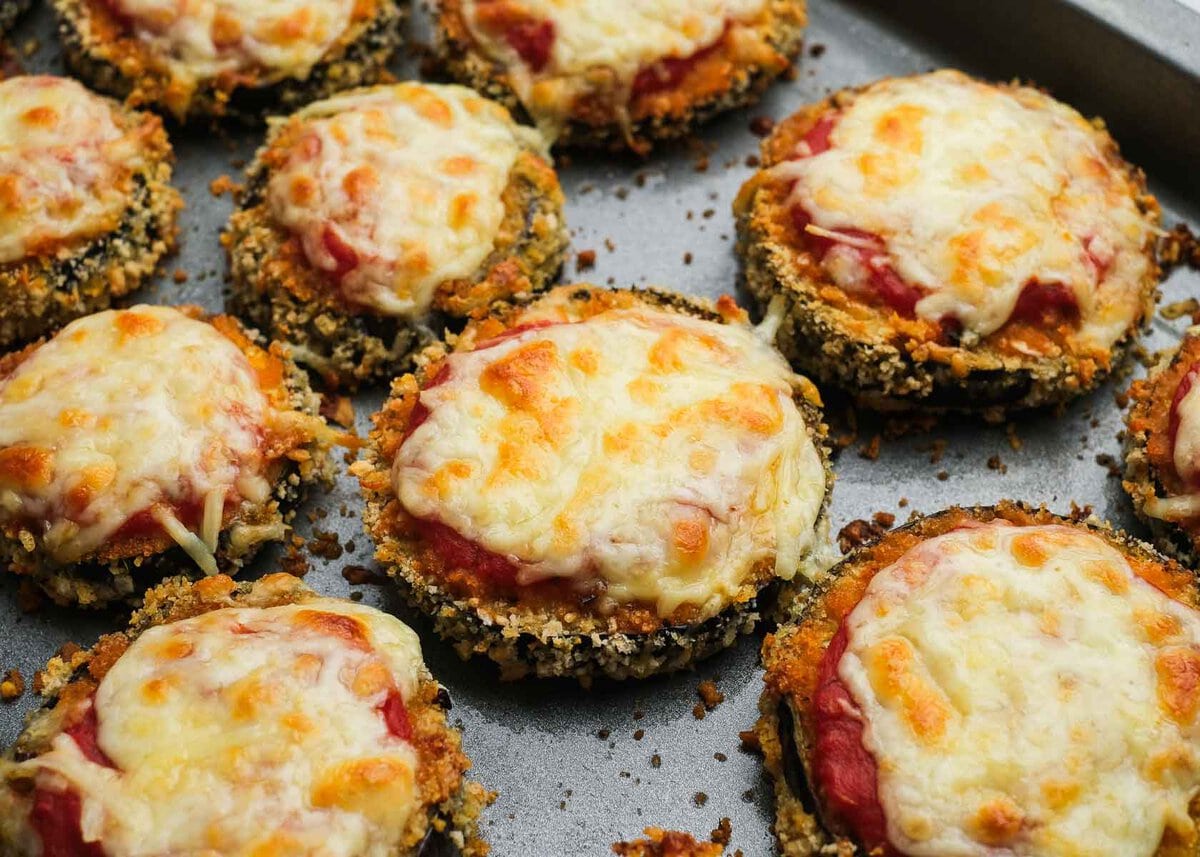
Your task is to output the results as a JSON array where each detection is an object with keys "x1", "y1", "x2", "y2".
[
  {"x1": 435, "y1": 0, "x2": 805, "y2": 153},
  {"x1": 0, "y1": 0, "x2": 29, "y2": 34},
  {"x1": 735, "y1": 69, "x2": 1161, "y2": 418},
  {"x1": 756, "y1": 502, "x2": 1200, "y2": 857},
  {"x1": 0, "y1": 573, "x2": 491, "y2": 856},
  {"x1": 0, "y1": 75, "x2": 180, "y2": 350},
  {"x1": 0, "y1": 305, "x2": 340, "y2": 607},
  {"x1": 1124, "y1": 328, "x2": 1200, "y2": 565},
  {"x1": 227, "y1": 82, "x2": 567, "y2": 389},
  {"x1": 54, "y1": 0, "x2": 404, "y2": 122},
  {"x1": 354, "y1": 284, "x2": 834, "y2": 682}
]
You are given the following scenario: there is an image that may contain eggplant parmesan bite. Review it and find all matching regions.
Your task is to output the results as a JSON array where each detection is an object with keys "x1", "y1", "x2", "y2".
[
  {"x1": 735, "y1": 70, "x2": 1161, "y2": 416},
  {"x1": 757, "y1": 503, "x2": 1200, "y2": 857},
  {"x1": 226, "y1": 82, "x2": 567, "y2": 389},
  {"x1": 53, "y1": 0, "x2": 403, "y2": 122},
  {"x1": 435, "y1": 0, "x2": 806, "y2": 153},
  {"x1": 0, "y1": 75, "x2": 180, "y2": 351},
  {"x1": 0, "y1": 573, "x2": 490, "y2": 856},
  {"x1": 353, "y1": 284, "x2": 833, "y2": 681},
  {"x1": 1124, "y1": 329, "x2": 1200, "y2": 565},
  {"x1": 0, "y1": 305, "x2": 339, "y2": 607}
]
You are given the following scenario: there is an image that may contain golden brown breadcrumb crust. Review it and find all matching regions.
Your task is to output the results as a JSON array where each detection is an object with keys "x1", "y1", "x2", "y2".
[
  {"x1": 434, "y1": 0, "x2": 806, "y2": 153},
  {"x1": 612, "y1": 827, "x2": 724, "y2": 857},
  {"x1": 1124, "y1": 333, "x2": 1200, "y2": 565},
  {"x1": 0, "y1": 97, "x2": 180, "y2": 350},
  {"x1": 53, "y1": 0, "x2": 404, "y2": 122},
  {"x1": 0, "y1": 308, "x2": 339, "y2": 607},
  {"x1": 756, "y1": 502, "x2": 1200, "y2": 856},
  {"x1": 353, "y1": 283, "x2": 832, "y2": 681},
  {"x1": 0, "y1": 573, "x2": 491, "y2": 857},
  {"x1": 734, "y1": 74, "x2": 1162, "y2": 419},
  {"x1": 225, "y1": 89, "x2": 568, "y2": 390}
]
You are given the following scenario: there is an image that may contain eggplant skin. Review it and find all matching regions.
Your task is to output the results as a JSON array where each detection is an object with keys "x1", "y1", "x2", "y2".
[
  {"x1": 432, "y1": 0, "x2": 806, "y2": 153},
  {"x1": 356, "y1": 284, "x2": 835, "y2": 683},
  {"x1": 0, "y1": 324, "x2": 333, "y2": 608},
  {"x1": 755, "y1": 502, "x2": 1191, "y2": 856},
  {"x1": 225, "y1": 106, "x2": 568, "y2": 391},
  {"x1": 0, "y1": 574, "x2": 491, "y2": 857},
  {"x1": 54, "y1": 0, "x2": 405, "y2": 123}
]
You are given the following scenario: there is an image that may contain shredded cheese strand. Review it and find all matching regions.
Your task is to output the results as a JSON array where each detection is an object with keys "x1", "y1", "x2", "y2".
[{"x1": 151, "y1": 505, "x2": 218, "y2": 575}]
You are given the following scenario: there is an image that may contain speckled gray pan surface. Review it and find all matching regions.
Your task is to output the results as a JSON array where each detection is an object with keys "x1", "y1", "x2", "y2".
[{"x1": 3, "y1": 1, "x2": 1200, "y2": 854}]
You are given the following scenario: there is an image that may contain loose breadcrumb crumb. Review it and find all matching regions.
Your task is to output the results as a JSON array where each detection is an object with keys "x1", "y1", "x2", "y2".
[
  {"x1": 0, "y1": 668, "x2": 24, "y2": 701},
  {"x1": 697, "y1": 680, "x2": 725, "y2": 712},
  {"x1": 612, "y1": 828, "x2": 723, "y2": 857}
]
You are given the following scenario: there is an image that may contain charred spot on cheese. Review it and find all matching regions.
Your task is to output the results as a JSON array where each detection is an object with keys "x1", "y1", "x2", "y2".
[
  {"x1": 735, "y1": 70, "x2": 1161, "y2": 415},
  {"x1": 226, "y1": 82, "x2": 567, "y2": 389},
  {"x1": 53, "y1": 0, "x2": 403, "y2": 121},
  {"x1": 757, "y1": 505, "x2": 1200, "y2": 857},
  {"x1": 1124, "y1": 332, "x2": 1200, "y2": 565},
  {"x1": 0, "y1": 575, "x2": 490, "y2": 856},
  {"x1": 0, "y1": 307, "x2": 335, "y2": 606},
  {"x1": 437, "y1": 0, "x2": 806, "y2": 151},
  {"x1": 357, "y1": 285, "x2": 834, "y2": 681},
  {"x1": 265, "y1": 84, "x2": 549, "y2": 317}
]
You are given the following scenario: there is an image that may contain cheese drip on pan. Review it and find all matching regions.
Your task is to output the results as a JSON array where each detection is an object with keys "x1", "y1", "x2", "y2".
[
  {"x1": 836, "y1": 522, "x2": 1200, "y2": 856},
  {"x1": 0, "y1": 306, "x2": 273, "y2": 569},
  {"x1": 393, "y1": 307, "x2": 827, "y2": 619}
]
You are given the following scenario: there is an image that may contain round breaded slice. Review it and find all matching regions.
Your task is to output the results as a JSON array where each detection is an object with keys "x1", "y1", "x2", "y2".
[
  {"x1": 435, "y1": 0, "x2": 806, "y2": 153},
  {"x1": 54, "y1": 0, "x2": 404, "y2": 122},
  {"x1": 756, "y1": 502, "x2": 1200, "y2": 857},
  {"x1": 0, "y1": 305, "x2": 340, "y2": 607},
  {"x1": 0, "y1": 76, "x2": 180, "y2": 351},
  {"x1": 353, "y1": 283, "x2": 834, "y2": 682},
  {"x1": 0, "y1": 572, "x2": 491, "y2": 856},
  {"x1": 1124, "y1": 329, "x2": 1200, "y2": 566},
  {"x1": 226, "y1": 82, "x2": 568, "y2": 390},
  {"x1": 735, "y1": 69, "x2": 1161, "y2": 419}
]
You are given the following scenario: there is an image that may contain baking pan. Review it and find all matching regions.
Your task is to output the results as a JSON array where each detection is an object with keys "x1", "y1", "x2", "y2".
[{"x1": 2, "y1": 1, "x2": 1199, "y2": 853}]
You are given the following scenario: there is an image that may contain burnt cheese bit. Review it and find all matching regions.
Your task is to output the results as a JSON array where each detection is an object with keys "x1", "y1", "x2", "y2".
[
  {"x1": 354, "y1": 283, "x2": 834, "y2": 682},
  {"x1": 436, "y1": 0, "x2": 806, "y2": 152},
  {"x1": 735, "y1": 69, "x2": 1161, "y2": 417}
]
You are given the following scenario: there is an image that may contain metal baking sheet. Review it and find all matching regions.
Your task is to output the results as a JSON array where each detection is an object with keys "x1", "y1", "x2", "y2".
[{"x1": 3, "y1": 1, "x2": 1200, "y2": 853}]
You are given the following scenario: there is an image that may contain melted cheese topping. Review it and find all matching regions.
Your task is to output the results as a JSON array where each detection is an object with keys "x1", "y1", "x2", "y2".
[
  {"x1": 0, "y1": 76, "x2": 147, "y2": 265},
  {"x1": 837, "y1": 522, "x2": 1200, "y2": 856},
  {"x1": 267, "y1": 84, "x2": 543, "y2": 317},
  {"x1": 111, "y1": 0, "x2": 356, "y2": 84},
  {"x1": 0, "y1": 306, "x2": 272, "y2": 568},
  {"x1": 24, "y1": 600, "x2": 424, "y2": 856},
  {"x1": 460, "y1": 0, "x2": 767, "y2": 131},
  {"x1": 393, "y1": 308, "x2": 826, "y2": 618},
  {"x1": 772, "y1": 70, "x2": 1154, "y2": 348}
]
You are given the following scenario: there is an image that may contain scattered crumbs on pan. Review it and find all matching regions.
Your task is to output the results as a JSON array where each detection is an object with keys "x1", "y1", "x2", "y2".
[
  {"x1": 1159, "y1": 222, "x2": 1200, "y2": 273},
  {"x1": 858, "y1": 434, "x2": 881, "y2": 460},
  {"x1": 342, "y1": 565, "x2": 386, "y2": 586},
  {"x1": 1095, "y1": 453, "x2": 1121, "y2": 477},
  {"x1": 872, "y1": 511, "x2": 895, "y2": 528},
  {"x1": 280, "y1": 542, "x2": 310, "y2": 577},
  {"x1": 898, "y1": 497, "x2": 909, "y2": 508},
  {"x1": 598, "y1": 727, "x2": 612, "y2": 740},
  {"x1": 808, "y1": 42, "x2": 826, "y2": 58},
  {"x1": 576, "y1": 249, "x2": 597, "y2": 270},
  {"x1": 749, "y1": 115, "x2": 775, "y2": 137},
  {"x1": 635, "y1": 171, "x2": 649, "y2": 188},
  {"x1": 702, "y1": 209, "x2": 715, "y2": 219},
  {"x1": 605, "y1": 238, "x2": 617, "y2": 252},
  {"x1": 651, "y1": 754, "x2": 662, "y2": 768},
  {"x1": 738, "y1": 729, "x2": 761, "y2": 753},
  {"x1": 1006, "y1": 422, "x2": 1023, "y2": 451},
  {"x1": 693, "y1": 792, "x2": 708, "y2": 808},
  {"x1": 0, "y1": 668, "x2": 24, "y2": 702},
  {"x1": 928, "y1": 438, "x2": 948, "y2": 464},
  {"x1": 987, "y1": 454, "x2": 1008, "y2": 474},
  {"x1": 615, "y1": 186, "x2": 630, "y2": 200},
  {"x1": 692, "y1": 702, "x2": 706, "y2": 720},
  {"x1": 611, "y1": 827, "x2": 723, "y2": 857},
  {"x1": 741, "y1": 788, "x2": 755, "y2": 803},
  {"x1": 713, "y1": 752, "x2": 727, "y2": 762},
  {"x1": 1161, "y1": 297, "x2": 1200, "y2": 320},
  {"x1": 634, "y1": 729, "x2": 645, "y2": 741},
  {"x1": 172, "y1": 268, "x2": 188, "y2": 284},
  {"x1": 686, "y1": 210, "x2": 694, "y2": 220},
  {"x1": 683, "y1": 252, "x2": 693, "y2": 265},
  {"x1": 208, "y1": 174, "x2": 241, "y2": 197},
  {"x1": 744, "y1": 154, "x2": 760, "y2": 168},
  {"x1": 633, "y1": 708, "x2": 645, "y2": 720},
  {"x1": 697, "y1": 680, "x2": 725, "y2": 712},
  {"x1": 837, "y1": 519, "x2": 885, "y2": 554},
  {"x1": 936, "y1": 470, "x2": 949, "y2": 481},
  {"x1": 1114, "y1": 388, "x2": 1130, "y2": 409},
  {"x1": 710, "y1": 818, "x2": 732, "y2": 847}
]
